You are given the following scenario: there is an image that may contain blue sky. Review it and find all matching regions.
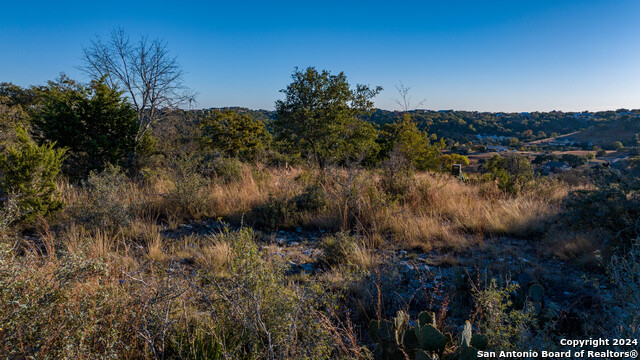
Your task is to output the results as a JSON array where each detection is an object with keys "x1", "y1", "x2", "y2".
[{"x1": 1, "y1": 0, "x2": 639, "y2": 111}]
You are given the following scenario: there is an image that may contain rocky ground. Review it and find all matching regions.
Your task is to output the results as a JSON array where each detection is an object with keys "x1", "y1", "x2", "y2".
[{"x1": 161, "y1": 218, "x2": 613, "y2": 337}]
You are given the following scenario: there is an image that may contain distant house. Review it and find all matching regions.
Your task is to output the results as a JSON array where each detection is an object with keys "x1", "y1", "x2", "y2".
[
  {"x1": 548, "y1": 138, "x2": 575, "y2": 146},
  {"x1": 542, "y1": 161, "x2": 571, "y2": 174}
]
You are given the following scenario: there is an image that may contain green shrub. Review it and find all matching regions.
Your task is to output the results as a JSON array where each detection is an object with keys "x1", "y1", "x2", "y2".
[
  {"x1": 196, "y1": 154, "x2": 245, "y2": 183},
  {"x1": 211, "y1": 156, "x2": 245, "y2": 183},
  {"x1": 0, "y1": 126, "x2": 66, "y2": 224},
  {"x1": 320, "y1": 232, "x2": 361, "y2": 266},
  {"x1": 77, "y1": 164, "x2": 131, "y2": 228},
  {"x1": 559, "y1": 154, "x2": 587, "y2": 167},
  {"x1": 253, "y1": 196, "x2": 296, "y2": 229},
  {"x1": 200, "y1": 109, "x2": 271, "y2": 161},
  {"x1": 35, "y1": 75, "x2": 138, "y2": 178},
  {"x1": 485, "y1": 153, "x2": 533, "y2": 194},
  {"x1": 202, "y1": 228, "x2": 336, "y2": 359},
  {"x1": 0, "y1": 245, "x2": 145, "y2": 358},
  {"x1": 253, "y1": 184, "x2": 327, "y2": 228},
  {"x1": 379, "y1": 150, "x2": 415, "y2": 201},
  {"x1": 473, "y1": 279, "x2": 535, "y2": 351},
  {"x1": 294, "y1": 183, "x2": 328, "y2": 212},
  {"x1": 167, "y1": 156, "x2": 209, "y2": 219}
]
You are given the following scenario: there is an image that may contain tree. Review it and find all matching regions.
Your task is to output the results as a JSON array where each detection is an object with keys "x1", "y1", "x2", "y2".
[
  {"x1": 35, "y1": 75, "x2": 138, "y2": 177},
  {"x1": 486, "y1": 153, "x2": 533, "y2": 194},
  {"x1": 392, "y1": 81, "x2": 426, "y2": 112},
  {"x1": 0, "y1": 126, "x2": 67, "y2": 223},
  {"x1": 379, "y1": 114, "x2": 444, "y2": 171},
  {"x1": 0, "y1": 83, "x2": 37, "y2": 146},
  {"x1": 200, "y1": 109, "x2": 270, "y2": 161},
  {"x1": 81, "y1": 28, "x2": 196, "y2": 141},
  {"x1": 559, "y1": 154, "x2": 588, "y2": 167},
  {"x1": 442, "y1": 153, "x2": 470, "y2": 170},
  {"x1": 273, "y1": 67, "x2": 382, "y2": 166}
]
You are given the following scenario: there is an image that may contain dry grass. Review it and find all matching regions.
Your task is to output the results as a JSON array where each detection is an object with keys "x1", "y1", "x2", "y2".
[
  {"x1": 3, "y1": 163, "x2": 610, "y2": 359},
  {"x1": 56, "y1": 165, "x2": 573, "y2": 254}
]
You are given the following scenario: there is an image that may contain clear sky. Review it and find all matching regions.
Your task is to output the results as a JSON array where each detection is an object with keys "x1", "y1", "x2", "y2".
[{"x1": 2, "y1": 0, "x2": 640, "y2": 112}]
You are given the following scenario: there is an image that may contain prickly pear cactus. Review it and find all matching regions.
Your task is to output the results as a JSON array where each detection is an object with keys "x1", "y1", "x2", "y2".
[
  {"x1": 370, "y1": 311, "x2": 453, "y2": 360},
  {"x1": 459, "y1": 345, "x2": 479, "y2": 360},
  {"x1": 458, "y1": 321, "x2": 488, "y2": 360},
  {"x1": 400, "y1": 327, "x2": 420, "y2": 350},
  {"x1": 528, "y1": 283, "x2": 544, "y2": 302},
  {"x1": 417, "y1": 324, "x2": 447, "y2": 353},
  {"x1": 369, "y1": 319, "x2": 395, "y2": 344},
  {"x1": 418, "y1": 311, "x2": 436, "y2": 328},
  {"x1": 470, "y1": 334, "x2": 488, "y2": 350}
]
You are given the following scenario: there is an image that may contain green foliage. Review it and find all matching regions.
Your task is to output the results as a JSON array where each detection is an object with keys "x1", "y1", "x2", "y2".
[
  {"x1": 0, "y1": 82, "x2": 39, "y2": 108},
  {"x1": 442, "y1": 153, "x2": 471, "y2": 170},
  {"x1": 320, "y1": 232, "x2": 360, "y2": 266},
  {"x1": 380, "y1": 150, "x2": 416, "y2": 201},
  {"x1": 380, "y1": 114, "x2": 445, "y2": 171},
  {"x1": 0, "y1": 83, "x2": 37, "y2": 146},
  {"x1": 368, "y1": 310, "x2": 488, "y2": 360},
  {"x1": 35, "y1": 75, "x2": 138, "y2": 178},
  {"x1": 274, "y1": 67, "x2": 382, "y2": 166},
  {"x1": 559, "y1": 154, "x2": 587, "y2": 167},
  {"x1": 473, "y1": 279, "x2": 535, "y2": 351},
  {"x1": 253, "y1": 183, "x2": 327, "y2": 229},
  {"x1": 200, "y1": 109, "x2": 270, "y2": 161},
  {"x1": 0, "y1": 126, "x2": 66, "y2": 223},
  {"x1": 485, "y1": 153, "x2": 533, "y2": 194},
  {"x1": 76, "y1": 164, "x2": 131, "y2": 228},
  {"x1": 563, "y1": 167, "x2": 640, "y2": 247},
  {"x1": 206, "y1": 228, "x2": 336, "y2": 359},
  {"x1": 0, "y1": 245, "x2": 145, "y2": 358},
  {"x1": 253, "y1": 196, "x2": 296, "y2": 229},
  {"x1": 167, "y1": 156, "x2": 209, "y2": 219},
  {"x1": 211, "y1": 156, "x2": 245, "y2": 183},
  {"x1": 532, "y1": 153, "x2": 557, "y2": 165}
]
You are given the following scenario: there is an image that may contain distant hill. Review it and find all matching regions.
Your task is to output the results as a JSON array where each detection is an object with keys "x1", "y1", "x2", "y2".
[
  {"x1": 563, "y1": 116, "x2": 640, "y2": 146},
  {"x1": 190, "y1": 107, "x2": 640, "y2": 145}
]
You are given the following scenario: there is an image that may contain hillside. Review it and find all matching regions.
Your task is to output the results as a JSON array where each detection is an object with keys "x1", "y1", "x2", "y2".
[{"x1": 203, "y1": 107, "x2": 639, "y2": 145}]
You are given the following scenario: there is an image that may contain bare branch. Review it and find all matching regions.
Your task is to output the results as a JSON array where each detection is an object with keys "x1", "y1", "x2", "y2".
[
  {"x1": 81, "y1": 28, "x2": 198, "y2": 141},
  {"x1": 392, "y1": 81, "x2": 426, "y2": 112}
]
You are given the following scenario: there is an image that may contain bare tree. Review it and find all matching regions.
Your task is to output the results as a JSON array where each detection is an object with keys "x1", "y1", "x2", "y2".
[
  {"x1": 81, "y1": 28, "x2": 196, "y2": 141},
  {"x1": 392, "y1": 81, "x2": 426, "y2": 112}
]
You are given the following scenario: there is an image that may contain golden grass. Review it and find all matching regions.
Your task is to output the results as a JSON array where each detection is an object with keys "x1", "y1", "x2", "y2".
[{"x1": 56, "y1": 165, "x2": 574, "y2": 253}]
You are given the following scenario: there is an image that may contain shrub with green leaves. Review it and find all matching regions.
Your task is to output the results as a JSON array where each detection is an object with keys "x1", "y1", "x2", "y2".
[
  {"x1": 200, "y1": 109, "x2": 270, "y2": 161},
  {"x1": 35, "y1": 75, "x2": 138, "y2": 178},
  {"x1": 166, "y1": 155, "x2": 209, "y2": 219},
  {"x1": 485, "y1": 153, "x2": 533, "y2": 194},
  {"x1": 320, "y1": 232, "x2": 360, "y2": 266},
  {"x1": 202, "y1": 228, "x2": 336, "y2": 359},
  {"x1": 378, "y1": 114, "x2": 445, "y2": 171},
  {"x1": 0, "y1": 126, "x2": 66, "y2": 223},
  {"x1": 0, "y1": 244, "x2": 146, "y2": 358},
  {"x1": 77, "y1": 164, "x2": 131, "y2": 228},
  {"x1": 473, "y1": 279, "x2": 535, "y2": 351}
]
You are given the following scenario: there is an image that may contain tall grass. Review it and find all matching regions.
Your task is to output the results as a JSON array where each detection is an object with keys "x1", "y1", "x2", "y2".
[{"x1": 57, "y1": 165, "x2": 570, "y2": 252}]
